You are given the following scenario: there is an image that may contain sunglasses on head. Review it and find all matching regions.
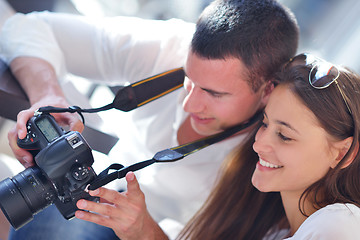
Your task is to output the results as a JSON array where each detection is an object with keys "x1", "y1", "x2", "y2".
[{"x1": 286, "y1": 53, "x2": 352, "y2": 114}]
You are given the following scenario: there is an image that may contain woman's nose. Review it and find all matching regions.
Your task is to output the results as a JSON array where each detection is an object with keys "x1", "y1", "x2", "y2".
[{"x1": 253, "y1": 127, "x2": 273, "y2": 154}]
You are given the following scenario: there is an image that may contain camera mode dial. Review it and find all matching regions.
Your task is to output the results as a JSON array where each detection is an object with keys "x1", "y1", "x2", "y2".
[{"x1": 72, "y1": 166, "x2": 89, "y2": 181}]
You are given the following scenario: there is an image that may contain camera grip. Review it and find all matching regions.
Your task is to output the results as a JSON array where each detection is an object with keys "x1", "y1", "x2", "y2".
[
  {"x1": 17, "y1": 127, "x2": 42, "y2": 150},
  {"x1": 17, "y1": 113, "x2": 65, "y2": 156}
]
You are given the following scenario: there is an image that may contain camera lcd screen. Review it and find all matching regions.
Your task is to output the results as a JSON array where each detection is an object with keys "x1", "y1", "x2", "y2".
[{"x1": 36, "y1": 118, "x2": 60, "y2": 142}]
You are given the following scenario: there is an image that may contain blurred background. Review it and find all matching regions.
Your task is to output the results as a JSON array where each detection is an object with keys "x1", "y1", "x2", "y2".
[
  {"x1": 0, "y1": 0, "x2": 359, "y2": 238},
  {"x1": 2, "y1": 0, "x2": 360, "y2": 70}
]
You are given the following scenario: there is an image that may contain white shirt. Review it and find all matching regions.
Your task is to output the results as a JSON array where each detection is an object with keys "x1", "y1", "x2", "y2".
[
  {"x1": 0, "y1": 12, "x2": 247, "y2": 238},
  {"x1": 285, "y1": 203, "x2": 360, "y2": 240}
]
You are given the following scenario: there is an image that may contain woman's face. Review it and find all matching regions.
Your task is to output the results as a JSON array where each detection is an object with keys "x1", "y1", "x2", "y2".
[{"x1": 252, "y1": 85, "x2": 340, "y2": 196}]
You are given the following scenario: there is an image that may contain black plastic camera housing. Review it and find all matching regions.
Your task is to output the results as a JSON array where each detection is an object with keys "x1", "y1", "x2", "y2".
[{"x1": 0, "y1": 113, "x2": 98, "y2": 229}]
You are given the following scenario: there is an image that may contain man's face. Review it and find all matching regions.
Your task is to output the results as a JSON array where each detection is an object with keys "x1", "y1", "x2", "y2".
[{"x1": 183, "y1": 51, "x2": 269, "y2": 136}]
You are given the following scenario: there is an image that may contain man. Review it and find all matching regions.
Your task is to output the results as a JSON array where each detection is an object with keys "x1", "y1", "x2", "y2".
[{"x1": 0, "y1": 0, "x2": 298, "y2": 239}]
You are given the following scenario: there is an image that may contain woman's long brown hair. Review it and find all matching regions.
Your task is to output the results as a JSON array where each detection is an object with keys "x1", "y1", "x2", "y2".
[{"x1": 177, "y1": 124, "x2": 287, "y2": 240}]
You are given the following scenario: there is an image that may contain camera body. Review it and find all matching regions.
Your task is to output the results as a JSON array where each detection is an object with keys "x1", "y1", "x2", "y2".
[{"x1": 0, "y1": 113, "x2": 98, "y2": 229}]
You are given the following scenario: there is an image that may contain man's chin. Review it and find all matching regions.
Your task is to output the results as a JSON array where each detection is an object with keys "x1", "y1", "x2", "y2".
[
  {"x1": 193, "y1": 125, "x2": 222, "y2": 137},
  {"x1": 190, "y1": 118, "x2": 223, "y2": 136}
]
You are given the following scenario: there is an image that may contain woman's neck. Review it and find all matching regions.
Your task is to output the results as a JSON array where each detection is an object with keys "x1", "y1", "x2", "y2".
[{"x1": 280, "y1": 191, "x2": 318, "y2": 236}]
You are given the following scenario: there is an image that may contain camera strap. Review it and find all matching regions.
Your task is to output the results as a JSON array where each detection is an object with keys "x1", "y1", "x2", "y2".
[
  {"x1": 35, "y1": 67, "x2": 262, "y2": 190},
  {"x1": 87, "y1": 111, "x2": 262, "y2": 190},
  {"x1": 37, "y1": 67, "x2": 185, "y2": 123}
]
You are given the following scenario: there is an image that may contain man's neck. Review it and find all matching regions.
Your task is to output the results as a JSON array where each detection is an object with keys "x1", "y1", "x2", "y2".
[
  {"x1": 177, "y1": 116, "x2": 204, "y2": 145},
  {"x1": 177, "y1": 116, "x2": 256, "y2": 145}
]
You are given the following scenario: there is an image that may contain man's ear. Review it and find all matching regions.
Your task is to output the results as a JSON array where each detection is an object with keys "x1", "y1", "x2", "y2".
[
  {"x1": 331, "y1": 137, "x2": 358, "y2": 169},
  {"x1": 260, "y1": 81, "x2": 275, "y2": 106}
]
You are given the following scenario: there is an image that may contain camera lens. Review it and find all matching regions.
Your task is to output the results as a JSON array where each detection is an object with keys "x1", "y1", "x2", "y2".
[{"x1": 0, "y1": 167, "x2": 56, "y2": 229}]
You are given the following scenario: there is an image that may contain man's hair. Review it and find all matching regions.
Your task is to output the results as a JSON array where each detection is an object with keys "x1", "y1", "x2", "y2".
[{"x1": 191, "y1": 0, "x2": 299, "y2": 92}]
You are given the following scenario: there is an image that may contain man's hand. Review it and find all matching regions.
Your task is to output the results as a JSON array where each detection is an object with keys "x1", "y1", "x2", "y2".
[
  {"x1": 7, "y1": 57, "x2": 84, "y2": 167},
  {"x1": 8, "y1": 97, "x2": 84, "y2": 168},
  {"x1": 75, "y1": 172, "x2": 169, "y2": 240}
]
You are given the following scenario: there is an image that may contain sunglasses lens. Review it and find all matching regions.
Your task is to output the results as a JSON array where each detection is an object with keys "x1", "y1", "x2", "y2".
[
  {"x1": 309, "y1": 64, "x2": 339, "y2": 88},
  {"x1": 290, "y1": 53, "x2": 352, "y2": 114}
]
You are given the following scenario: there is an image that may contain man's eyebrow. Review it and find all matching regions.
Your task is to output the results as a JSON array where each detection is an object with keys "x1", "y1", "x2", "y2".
[
  {"x1": 201, "y1": 87, "x2": 230, "y2": 95},
  {"x1": 264, "y1": 112, "x2": 299, "y2": 134},
  {"x1": 183, "y1": 72, "x2": 230, "y2": 95}
]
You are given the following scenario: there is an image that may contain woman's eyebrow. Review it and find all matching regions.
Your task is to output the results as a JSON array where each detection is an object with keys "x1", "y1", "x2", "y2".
[
  {"x1": 264, "y1": 111, "x2": 299, "y2": 133},
  {"x1": 276, "y1": 120, "x2": 299, "y2": 134}
]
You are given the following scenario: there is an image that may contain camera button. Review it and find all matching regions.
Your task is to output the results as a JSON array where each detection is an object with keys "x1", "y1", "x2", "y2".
[{"x1": 72, "y1": 166, "x2": 89, "y2": 181}]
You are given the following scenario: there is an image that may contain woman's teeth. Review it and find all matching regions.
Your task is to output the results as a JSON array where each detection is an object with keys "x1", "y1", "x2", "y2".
[{"x1": 259, "y1": 158, "x2": 283, "y2": 168}]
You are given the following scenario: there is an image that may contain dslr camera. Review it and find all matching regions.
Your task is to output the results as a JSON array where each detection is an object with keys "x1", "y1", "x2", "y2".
[{"x1": 0, "y1": 113, "x2": 98, "y2": 229}]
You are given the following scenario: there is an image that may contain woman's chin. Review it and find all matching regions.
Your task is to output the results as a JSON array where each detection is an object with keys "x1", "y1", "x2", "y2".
[{"x1": 251, "y1": 174, "x2": 272, "y2": 193}]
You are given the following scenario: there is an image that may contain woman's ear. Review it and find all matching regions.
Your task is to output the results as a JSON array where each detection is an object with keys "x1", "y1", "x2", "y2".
[{"x1": 331, "y1": 137, "x2": 357, "y2": 169}]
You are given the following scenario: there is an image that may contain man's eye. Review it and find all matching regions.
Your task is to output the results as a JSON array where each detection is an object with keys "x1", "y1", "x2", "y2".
[
  {"x1": 202, "y1": 88, "x2": 224, "y2": 98},
  {"x1": 210, "y1": 92, "x2": 222, "y2": 98},
  {"x1": 260, "y1": 121, "x2": 268, "y2": 129}
]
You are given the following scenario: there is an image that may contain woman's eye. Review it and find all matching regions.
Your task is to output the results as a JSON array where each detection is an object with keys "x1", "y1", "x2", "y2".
[{"x1": 277, "y1": 132, "x2": 292, "y2": 141}]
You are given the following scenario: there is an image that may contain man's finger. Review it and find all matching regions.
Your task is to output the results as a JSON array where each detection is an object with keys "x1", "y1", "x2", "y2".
[
  {"x1": 75, "y1": 209, "x2": 114, "y2": 229},
  {"x1": 89, "y1": 187, "x2": 127, "y2": 205},
  {"x1": 53, "y1": 112, "x2": 84, "y2": 133},
  {"x1": 76, "y1": 199, "x2": 119, "y2": 219},
  {"x1": 8, "y1": 126, "x2": 34, "y2": 167},
  {"x1": 16, "y1": 109, "x2": 34, "y2": 139},
  {"x1": 125, "y1": 172, "x2": 143, "y2": 198},
  {"x1": 70, "y1": 118, "x2": 84, "y2": 132}
]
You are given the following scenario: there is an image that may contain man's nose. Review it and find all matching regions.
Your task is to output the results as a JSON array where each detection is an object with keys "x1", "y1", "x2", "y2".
[{"x1": 182, "y1": 86, "x2": 205, "y2": 113}]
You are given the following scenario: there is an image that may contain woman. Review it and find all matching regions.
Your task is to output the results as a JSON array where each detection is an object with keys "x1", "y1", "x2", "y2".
[
  {"x1": 178, "y1": 53, "x2": 360, "y2": 239},
  {"x1": 252, "y1": 53, "x2": 360, "y2": 239}
]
